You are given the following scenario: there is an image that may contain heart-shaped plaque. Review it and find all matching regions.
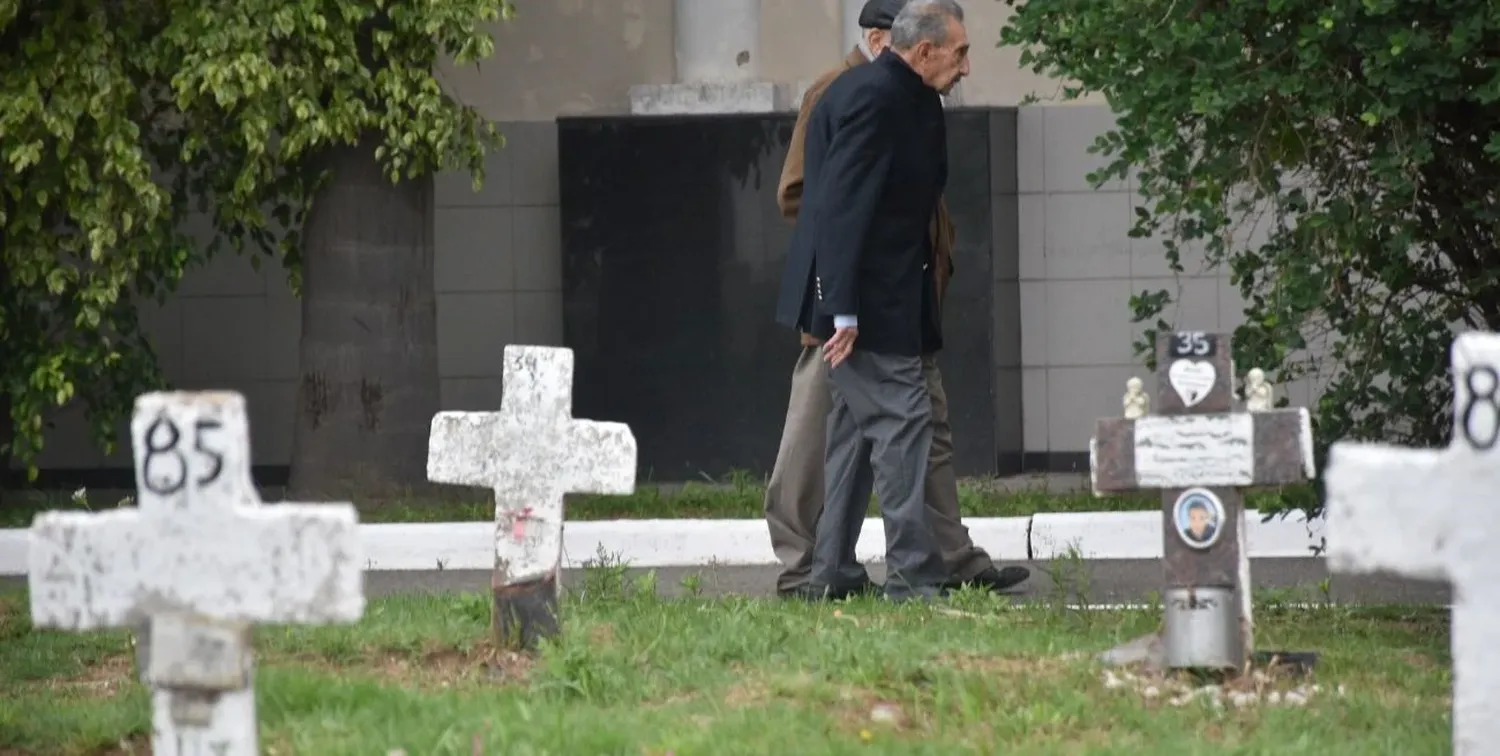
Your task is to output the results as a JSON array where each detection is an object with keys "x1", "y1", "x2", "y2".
[{"x1": 1168, "y1": 359, "x2": 1217, "y2": 408}]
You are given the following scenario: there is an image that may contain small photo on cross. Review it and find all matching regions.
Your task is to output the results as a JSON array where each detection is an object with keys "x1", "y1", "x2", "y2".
[{"x1": 1173, "y1": 487, "x2": 1225, "y2": 550}]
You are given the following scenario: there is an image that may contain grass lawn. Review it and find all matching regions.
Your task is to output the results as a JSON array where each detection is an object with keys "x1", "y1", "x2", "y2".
[
  {"x1": 0, "y1": 568, "x2": 1447, "y2": 755},
  {"x1": 0, "y1": 476, "x2": 1319, "y2": 527}
]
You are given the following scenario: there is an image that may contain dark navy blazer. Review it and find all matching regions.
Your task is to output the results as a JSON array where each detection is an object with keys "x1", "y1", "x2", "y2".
[{"x1": 774, "y1": 50, "x2": 948, "y2": 357}]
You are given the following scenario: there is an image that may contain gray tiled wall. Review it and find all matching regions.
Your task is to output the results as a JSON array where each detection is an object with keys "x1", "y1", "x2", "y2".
[
  {"x1": 433, "y1": 121, "x2": 564, "y2": 413},
  {"x1": 15, "y1": 120, "x2": 564, "y2": 472},
  {"x1": 989, "y1": 110, "x2": 1023, "y2": 469},
  {"x1": 1017, "y1": 104, "x2": 1238, "y2": 464}
]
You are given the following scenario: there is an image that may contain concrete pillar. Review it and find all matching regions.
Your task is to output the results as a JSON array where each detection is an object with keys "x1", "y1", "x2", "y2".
[
  {"x1": 675, "y1": 0, "x2": 761, "y2": 83},
  {"x1": 629, "y1": 0, "x2": 787, "y2": 115},
  {"x1": 840, "y1": 0, "x2": 864, "y2": 55}
]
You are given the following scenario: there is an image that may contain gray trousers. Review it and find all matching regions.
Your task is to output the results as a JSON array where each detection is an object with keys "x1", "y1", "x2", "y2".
[
  {"x1": 811, "y1": 350, "x2": 948, "y2": 598},
  {"x1": 763, "y1": 347, "x2": 994, "y2": 591}
]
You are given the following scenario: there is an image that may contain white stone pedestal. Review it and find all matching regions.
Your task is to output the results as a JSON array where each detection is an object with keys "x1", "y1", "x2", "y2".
[
  {"x1": 629, "y1": 0, "x2": 785, "y2": 115},
  {"x1": 629, "y1": 81, "x2": 785, "y2": 115}
]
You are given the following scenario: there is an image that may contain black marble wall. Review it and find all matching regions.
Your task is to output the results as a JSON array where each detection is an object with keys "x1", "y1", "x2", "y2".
[{"x1": 558, "y1": 108, "x2": 1021, "y2": 481}]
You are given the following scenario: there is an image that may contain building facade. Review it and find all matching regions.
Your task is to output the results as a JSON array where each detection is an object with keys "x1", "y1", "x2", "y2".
[{"x1": 17, "y1": 0, "x2": 1303, "y2": 481}]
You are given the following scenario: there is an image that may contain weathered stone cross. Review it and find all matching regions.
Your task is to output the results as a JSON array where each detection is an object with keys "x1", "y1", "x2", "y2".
[
  {"x1": 27, "y1": 391, "x2": 364, "y2": 756},
  {"x1": 1090, "y1": 330, "x2": 1315, "y2": 671},
  {"x1": 427, "y1": 345, "x2": 637, "y2": 650},
  {"x1": 1325, "y1": 331, "x2": 1500, "y2": 755}
]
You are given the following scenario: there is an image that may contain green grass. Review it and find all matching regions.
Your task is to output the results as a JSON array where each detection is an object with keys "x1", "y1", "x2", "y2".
[
  {"x1": 0, "y1": 474, "x2": 1319, "y2": 527},
  {"x1": 0, "y1": 571, "x2": 1447, "y2": 755}
]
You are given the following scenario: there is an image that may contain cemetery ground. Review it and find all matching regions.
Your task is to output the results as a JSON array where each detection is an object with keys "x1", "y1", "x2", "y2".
[
  {"x1": 2, "y1": 560, "x2": 1448, "y2": 755},
  {"x1": 0, "y1": 474, "x2": 1319, "y2": 526}
]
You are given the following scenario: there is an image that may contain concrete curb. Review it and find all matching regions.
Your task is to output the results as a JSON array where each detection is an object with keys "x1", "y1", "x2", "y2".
[{"x1": 0, "y1": 510, "x2": 1325, "y2": 577}]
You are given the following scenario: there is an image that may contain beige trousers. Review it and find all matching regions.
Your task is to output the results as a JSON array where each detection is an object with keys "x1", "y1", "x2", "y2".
[{"x1": 763, "y1": 346, "x2": 995, "y2": 591}]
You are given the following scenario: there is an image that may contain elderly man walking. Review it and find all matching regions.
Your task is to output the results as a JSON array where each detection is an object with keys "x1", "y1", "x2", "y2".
[{"x1": 767, "y1": 0, "x2": 1030, "y2": 601}]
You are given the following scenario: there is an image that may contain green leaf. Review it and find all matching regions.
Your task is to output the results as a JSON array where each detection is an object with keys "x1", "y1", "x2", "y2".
[
  {"x1": 998, "y1": 0, "x2": 1500, "y2": 521},
  {"x1": 0, "y1": 0, "x2": 516, "y2": 471}
]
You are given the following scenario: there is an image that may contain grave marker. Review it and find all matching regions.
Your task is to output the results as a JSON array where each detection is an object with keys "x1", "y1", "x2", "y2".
[
  {"x1": 427, "y1": 346, "x2": 637, "y2": 650},
  {"x1": 1325, "y1": 331, "x2": 1500, "y2": 755},
  {"x1": 27, "y1": 391, "x2": 364, "y2": 756},
  {"x1": 1089, "y1": 331, "x2": 1315, "y2": 671}
]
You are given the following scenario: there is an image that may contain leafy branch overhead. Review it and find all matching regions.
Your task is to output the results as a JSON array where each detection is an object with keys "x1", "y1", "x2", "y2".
[
  {"x1": 1001, "y1": 0, "x2": 1500, "y2": 518},
  {"x1": 0, "y1": 0, "x2": 512, "y2": 476}
]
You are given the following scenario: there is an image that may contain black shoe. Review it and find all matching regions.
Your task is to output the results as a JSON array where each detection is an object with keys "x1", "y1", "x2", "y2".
[
  {"x1": 947, "y1": 565, "x2": 1030, "y2": 593},
  {"x1": 779, "y1": 576, "x2": 881, "y2": 602},
  {"x1": 884, "y1": 584, "x2": 949, "y2": 604},
  {"x1": 845, "y1": 577, "x2": 883, "y2": 599}
]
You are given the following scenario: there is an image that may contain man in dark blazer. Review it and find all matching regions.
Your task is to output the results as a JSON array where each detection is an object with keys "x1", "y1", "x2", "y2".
[
  {"x1": 773, "y1": 0, "x2": 972, "y2": 601},
  {"x1": 765, "y1": 0, "x2": 1028, "y2": 602}
]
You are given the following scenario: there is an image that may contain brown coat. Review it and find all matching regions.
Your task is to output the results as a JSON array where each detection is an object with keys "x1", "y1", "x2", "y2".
[{"x1": 776, "y1": 47, "x2": 958, "y2": 347}]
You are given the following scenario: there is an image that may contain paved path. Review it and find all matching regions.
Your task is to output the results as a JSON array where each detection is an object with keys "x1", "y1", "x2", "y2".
[
  {"x1": 361, "y1": 558, "x2": 1448, "y2": 604},
  {"x1": 0, "y1": 557, "x2": 1446, "y2": 604}
]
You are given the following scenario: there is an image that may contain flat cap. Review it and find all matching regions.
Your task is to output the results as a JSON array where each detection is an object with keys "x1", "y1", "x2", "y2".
[{"x1": 858, "y1": 0, "x2": 907, "y2": 30}]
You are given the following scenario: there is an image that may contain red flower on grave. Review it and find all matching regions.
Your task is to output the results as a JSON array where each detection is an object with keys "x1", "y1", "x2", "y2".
[{"x1": 511, "y1": 506, "x2": 536, "y2": 541}]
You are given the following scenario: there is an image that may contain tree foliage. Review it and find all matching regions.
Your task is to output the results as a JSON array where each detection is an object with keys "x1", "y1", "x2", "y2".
[
  {"x1": 1002, "y1": 0, "x2": 1500, "y2": 517},
  {"x1": 0, "y1": 0, "x2": 510, "y2": 478}
]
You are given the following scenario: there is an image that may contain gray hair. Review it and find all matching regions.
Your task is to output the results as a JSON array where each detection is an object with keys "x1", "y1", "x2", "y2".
[{"x1": 890, "y1": 0, "x2": 964, "y2": 50}]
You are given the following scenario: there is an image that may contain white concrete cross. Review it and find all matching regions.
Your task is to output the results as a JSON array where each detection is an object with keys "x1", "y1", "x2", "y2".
[
  {"x1": 27, "y1": 391, "x2": 364, "y2": 756},
  {"x1": 1325, "y1": 331, "x2": 1500, "y2": 756},
  {"x1": 427, "y1": 346, "x2": 636, "y2": 640}
]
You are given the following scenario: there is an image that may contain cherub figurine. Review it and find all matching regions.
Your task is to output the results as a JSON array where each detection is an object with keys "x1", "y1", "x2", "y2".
[
  {"x1": 1244, "y1": 368, "x2": 1273, "y2": 412},
  {"x1": 1123, "y1": 376, "x2": 1149, "y2": 419}
]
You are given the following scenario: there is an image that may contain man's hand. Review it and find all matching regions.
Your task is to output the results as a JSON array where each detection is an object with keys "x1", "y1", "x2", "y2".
[{"x1": 823, "y1": 326, "x2": 858, "y2": 368}]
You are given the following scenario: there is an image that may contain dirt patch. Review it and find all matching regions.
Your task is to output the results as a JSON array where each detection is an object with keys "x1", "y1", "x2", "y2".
[
  {"x1": 22, "y1": 652, "x2": 136, "y2": 698},
  {"x1": 0, "y1": 732, "x2": 150, "y2": 756},
  {"x1": 290, "y1": 641, "x2": 534, "y2": 689},
  {"x1": 1101, "y1": 665, "x2": 1332, "y2": 710},
  {"x1": 934, "y1": 650, "x2": 1076, "y2": 678},
  {"x1": 19, "y1": 641, "x2": 536, "y2": 698},
  {"x1": 92, "y1": 733, "x2": 151, "y2": 754},
  {"x1": 821, "y1": 686, "x2": 926, "y2": 740},
  {"x1": 722, "y1": 675, "x2": 773, "y2": 707},
  {"x1": 711, "y1": 655, "x2": 1082, "y2": 738},
  {"x1": 721, "y1": 682, "x2": 767, "y2": 707},
  {"x1": 714, "y1": 667, "x2": 824, "y2": 708},
  {"x1": 588, "y1": 623, "x2": 616, "y2": 647}
]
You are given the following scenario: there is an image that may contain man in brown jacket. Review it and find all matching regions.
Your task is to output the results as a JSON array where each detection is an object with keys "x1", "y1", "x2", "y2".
[{"x1": 765, "y1": 0, "x2": 1030, "y2": 600}]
